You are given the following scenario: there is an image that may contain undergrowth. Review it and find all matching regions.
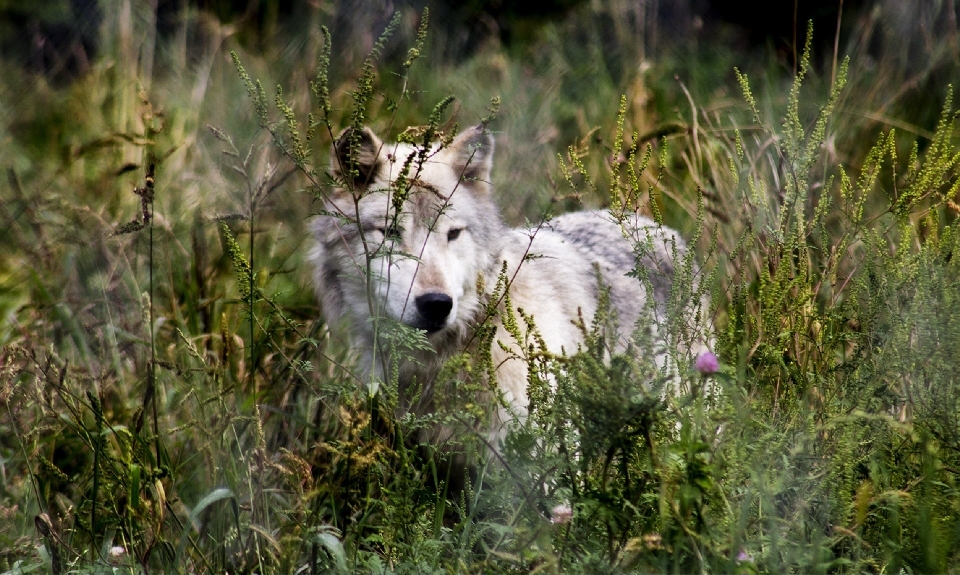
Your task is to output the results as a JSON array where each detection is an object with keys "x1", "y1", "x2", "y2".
[{"x1": 1, "y1": 4, "x2": 960, "y2": 575}]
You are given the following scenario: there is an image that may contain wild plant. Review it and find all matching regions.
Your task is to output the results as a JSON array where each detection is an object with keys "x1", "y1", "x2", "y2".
[
  {"x1": 647, "y1": 24, "x2": 960, "y2": 574},
  {"x1": 484, "y1": 22, "x2": 960, "y2": 574},
  {"x1": 3, "y1": 5, "x2": 960, "y2": 575},
  {"x1": 225, "y1": 9, "x2": 515, "y2": 571}
]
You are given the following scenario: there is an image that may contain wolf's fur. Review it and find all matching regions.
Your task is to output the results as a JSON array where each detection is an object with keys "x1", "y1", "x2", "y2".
[{"x1": 311, "y1": 125, "x2": 697, "y2": 440}]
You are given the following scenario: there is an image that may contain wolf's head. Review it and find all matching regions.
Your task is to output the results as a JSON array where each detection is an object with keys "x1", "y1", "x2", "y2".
[{"x1": 312, "y1": 125, "x2": 505, "y2": 356}]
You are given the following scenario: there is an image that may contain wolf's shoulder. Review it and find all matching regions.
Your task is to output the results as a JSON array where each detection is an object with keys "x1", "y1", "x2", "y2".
[
  {"x1": 546, "y1": 210, "x2": 686, "y2": 309},
  {"x1": 548, "y1": 210, "x2": 673, "y2": 242},
  {"x1": 545, "y1": 211, "x2": 663, "y2": 265}
]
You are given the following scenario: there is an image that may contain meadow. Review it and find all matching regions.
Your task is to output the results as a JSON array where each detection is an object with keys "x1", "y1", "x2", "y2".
[{"x1": 1, "y1": 1, "x2": 960, "y2": 573}]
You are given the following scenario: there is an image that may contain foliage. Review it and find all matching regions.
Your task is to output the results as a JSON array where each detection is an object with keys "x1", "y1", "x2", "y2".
[{"x1": 1, "y1": 2, "x2": 960, "y2": 574}]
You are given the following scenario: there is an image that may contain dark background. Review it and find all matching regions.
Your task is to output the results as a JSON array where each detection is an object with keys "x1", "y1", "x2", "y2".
[{"x1": 6, "y1": 0, "x2": 955, "y2": 83}]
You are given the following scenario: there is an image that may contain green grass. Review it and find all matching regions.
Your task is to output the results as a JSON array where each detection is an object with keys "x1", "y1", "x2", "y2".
[{"x1": 2, "y1": 2, "x2": 960, "y2": 573}]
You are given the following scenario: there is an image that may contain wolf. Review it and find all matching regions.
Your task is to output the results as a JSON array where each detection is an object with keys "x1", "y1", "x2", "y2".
[{"x1": 310, "y1": 124, "x2": 703, "y2": 443}]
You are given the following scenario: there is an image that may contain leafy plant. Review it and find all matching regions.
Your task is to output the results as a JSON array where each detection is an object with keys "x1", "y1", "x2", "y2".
[{"x1": 2, "y1": 3, "x2": 960, "y2": 574}]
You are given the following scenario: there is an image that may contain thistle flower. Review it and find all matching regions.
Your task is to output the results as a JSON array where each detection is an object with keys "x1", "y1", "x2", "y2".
[
  {"x1": 695, "y1": 351, "x2": 720, "y2": 374},
  {"x1": 551, "y1": 504, "x2": 573, "y2": 525}
]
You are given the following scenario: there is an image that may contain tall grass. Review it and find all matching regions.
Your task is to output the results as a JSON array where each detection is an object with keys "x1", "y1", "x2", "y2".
[{"x1": 1, "y1": 2, "x2": 959, "y2": 573}]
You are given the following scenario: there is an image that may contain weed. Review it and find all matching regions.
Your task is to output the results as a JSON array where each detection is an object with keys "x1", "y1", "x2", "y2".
[{"x1": 2, "y1": 3, "x2": 960, "y2": 574}]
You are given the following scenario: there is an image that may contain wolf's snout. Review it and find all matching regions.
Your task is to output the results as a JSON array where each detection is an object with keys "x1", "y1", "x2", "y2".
[{"x1": 414, "y1": 292, "x2": 453, "y2": 332}]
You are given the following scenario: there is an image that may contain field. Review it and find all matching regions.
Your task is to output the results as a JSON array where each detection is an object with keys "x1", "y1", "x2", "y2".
[{"x1": 2, "y1": 1, "x2": 960, "y2": 573}]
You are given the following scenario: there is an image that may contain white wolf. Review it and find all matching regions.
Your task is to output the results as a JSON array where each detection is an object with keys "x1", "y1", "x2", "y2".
[{"x1": 311, "y1": 125, "x2": 703, "y2": 441}]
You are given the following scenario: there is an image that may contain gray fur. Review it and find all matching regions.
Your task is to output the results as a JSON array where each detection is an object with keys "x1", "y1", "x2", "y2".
[{"x1": 311, "y1": 126, "x2": 700, "y2": 440}]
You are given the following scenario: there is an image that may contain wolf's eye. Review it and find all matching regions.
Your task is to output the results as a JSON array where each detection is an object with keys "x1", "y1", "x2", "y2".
[
  {"x1": 447, "y1": 228, "x2": 463, "y2": 242},
  {"x1": 376, "y1": 225, "x2": 402, "y2": 241}
]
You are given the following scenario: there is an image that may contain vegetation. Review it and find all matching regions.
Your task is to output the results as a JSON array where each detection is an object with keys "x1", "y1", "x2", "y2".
[{"x1": 1, "y1": 1, "x2": 959, "y2": 573}]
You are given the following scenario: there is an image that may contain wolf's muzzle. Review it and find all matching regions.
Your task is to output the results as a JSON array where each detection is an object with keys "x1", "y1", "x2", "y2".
[{"x1": 414, "y1": 292, "x2": 453, "y2": 332}]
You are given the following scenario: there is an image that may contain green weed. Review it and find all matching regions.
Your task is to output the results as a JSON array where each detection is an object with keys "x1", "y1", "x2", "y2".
[{"x1": 1, "y1": 3, "x2": 959, "y2": 574}]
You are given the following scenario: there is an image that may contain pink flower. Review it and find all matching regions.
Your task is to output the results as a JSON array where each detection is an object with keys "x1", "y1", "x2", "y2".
[
  {"x1": 550, "y1": 504, "x2": 573, "y2": 524},
  {"x1": 695, "y1": 351, "x2": 720, "y2": 374},
  {"x1": 735, "y1": 548, "x2": 753, "y2": 563}
]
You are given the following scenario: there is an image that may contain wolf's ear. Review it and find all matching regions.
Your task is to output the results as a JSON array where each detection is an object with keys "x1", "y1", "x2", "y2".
[
  {"x1": 449, "y1": 125, "x2": 494, "y2": 187},
  {"x1": 332, "y1": 127, "x2": 384, "y2": 191}
]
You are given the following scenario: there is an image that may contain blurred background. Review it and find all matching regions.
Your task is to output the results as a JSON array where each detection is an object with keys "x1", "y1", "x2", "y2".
[{"x1": 2, "y1": 0, "x2": 956, "y2": 223}]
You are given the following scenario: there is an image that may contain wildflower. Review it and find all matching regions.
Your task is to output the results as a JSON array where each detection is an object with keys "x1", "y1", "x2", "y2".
[
  {"x1": 735, "y1": 548, "x2": 753, "y2": 563},
  {"x1": 109, "y1": 546, "x2": 126, "y2": 559},
  {"x1": 550, "y1": 504, "x2": 573, "y2": 525},
  {"x1": 695, "y1": 351, "x2": 720, "y2": 374}
]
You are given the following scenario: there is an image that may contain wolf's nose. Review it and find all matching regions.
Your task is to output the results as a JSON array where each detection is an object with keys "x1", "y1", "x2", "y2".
[{"x1": 415, "y1": 292, "x2": 453, "y2": 328}]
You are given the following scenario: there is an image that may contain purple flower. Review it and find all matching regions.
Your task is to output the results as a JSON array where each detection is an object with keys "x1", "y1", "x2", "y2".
[
  {"x1": 695, "y1": 351, "x2": 720, "y2": 374},
  {"x1": 735, "y1": 549, "x2": 753, "y2": 563},
  {"x1": 550, "y1": 504, "x2": 573, "y2": 525},
  {"x1": 108, "y1": 546, "x2": 126, "y2": 563}
]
